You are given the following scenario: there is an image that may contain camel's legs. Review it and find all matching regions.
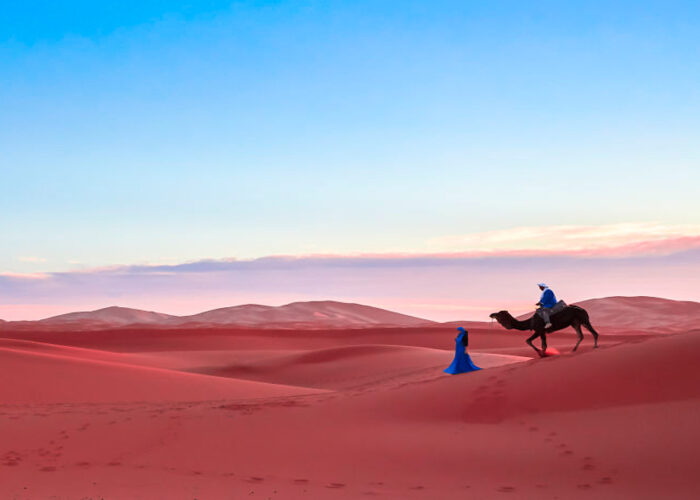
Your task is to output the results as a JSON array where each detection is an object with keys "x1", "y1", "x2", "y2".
[
  {"x1": 583, "y1": 320, "x2": 600, "y2": 348},
  {"x1": 540, "y1": 332, "x2": 548, "y2": 354},
  {"x1": 571, "y1": 322, "x2": 584, "y2": 352},
  {"x1": 526, "y1": 331, "x2": 542, "y2": 357}
]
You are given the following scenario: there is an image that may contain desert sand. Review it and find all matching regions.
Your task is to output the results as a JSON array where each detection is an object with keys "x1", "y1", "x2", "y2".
[{"x1": 1, "y1": 300, "x2": 699, "y2": 499}]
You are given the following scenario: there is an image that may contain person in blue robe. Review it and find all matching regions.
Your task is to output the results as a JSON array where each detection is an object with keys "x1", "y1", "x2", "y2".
[{"x1": 444, "y1": 327, "x2": 481, "y2": 374}]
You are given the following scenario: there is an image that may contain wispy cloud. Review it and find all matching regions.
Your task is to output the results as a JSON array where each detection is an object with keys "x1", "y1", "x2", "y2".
[
  {"x1": 0, "y1": 272, "x2": 50, "y2": 280},
  {"x1": 17, "y1": 256, "x2": 48, "y2": 263},
  {"x1": 427, "y1": 222, "x2": 700, "y2": 257}
]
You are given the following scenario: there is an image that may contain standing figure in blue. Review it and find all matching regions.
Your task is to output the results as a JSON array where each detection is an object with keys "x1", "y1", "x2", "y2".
[
  {"x1": 444, "y1": 327, "x2": 480, "y2": 374},
  {"x1": 536, "y1": 282, "x2": 557, "y2": 329}
]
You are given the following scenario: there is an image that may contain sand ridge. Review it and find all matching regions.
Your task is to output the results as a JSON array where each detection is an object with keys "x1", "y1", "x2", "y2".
[{"x1": 0, "y1": 325, "x2": 698, "y2": 499}]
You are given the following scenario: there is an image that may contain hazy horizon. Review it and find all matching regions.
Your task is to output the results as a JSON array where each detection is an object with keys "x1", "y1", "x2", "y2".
[{"x1": 3, "y1": 246, "x2": 699, "y2": 322}]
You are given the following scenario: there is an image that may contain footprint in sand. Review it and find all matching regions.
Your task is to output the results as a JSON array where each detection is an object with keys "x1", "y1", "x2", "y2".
[
  {"x1": 293, "y1": 479, "x2": 309, "y2": 485},
  {"x1": 2, "y1": 451, "x2": 21, "y2": 466},
  {"x1": 247, "y1": 476, "x2": 265, "y2": 483},
  {"x1": 409, "y1": 485, "x2": 425, "y2": 490},
  {"x1": 326, "y1": 483, "x2": 346, "y2": 489},
  {"x1": 497, "y1": 486, "x2": 516, "y2": 493},
  {"x1": 39, "y1": 466, "x2": 57, "y2": 472},
  {"x1": 598, "y1": 477, "x2": 613, "y2": 485},
  {"x1": 577, "y1": 483, "x2": 592, "y2": 490}
]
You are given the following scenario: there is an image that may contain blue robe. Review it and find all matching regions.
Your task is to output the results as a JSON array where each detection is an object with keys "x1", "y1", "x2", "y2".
[{"x1": 444, "y1": 330, "x2": 480, "y2": 374}]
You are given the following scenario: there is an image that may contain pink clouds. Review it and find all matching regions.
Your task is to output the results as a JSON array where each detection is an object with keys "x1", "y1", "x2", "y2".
[
  {"x1": 0, "y1": 272, "x2": 50, "y2": 280},
  {"x1": 427, "y1": 222, "x2": 700, "y2": 257}
]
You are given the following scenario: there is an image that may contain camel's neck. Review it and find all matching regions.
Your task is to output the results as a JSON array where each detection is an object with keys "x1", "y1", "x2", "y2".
[{"x1": 503, "y1": 312, "x2": 532, "y2": 331}]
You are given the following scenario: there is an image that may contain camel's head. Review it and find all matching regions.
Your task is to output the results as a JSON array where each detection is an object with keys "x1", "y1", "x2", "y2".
[{"x1": 489, "y1": 311, "x2": 514, "y2": 329}]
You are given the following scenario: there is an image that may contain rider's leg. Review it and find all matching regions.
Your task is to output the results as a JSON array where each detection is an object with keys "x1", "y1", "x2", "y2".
[{"x1": 541, "y1": 308, "x2": 552, "y2": 328}]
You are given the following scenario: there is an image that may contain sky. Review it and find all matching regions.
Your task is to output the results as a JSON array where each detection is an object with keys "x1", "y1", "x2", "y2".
[{"x1": 1, "y1": 1, "x2": 700, "y2": 320}]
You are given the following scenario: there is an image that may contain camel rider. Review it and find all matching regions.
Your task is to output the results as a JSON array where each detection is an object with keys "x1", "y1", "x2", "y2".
[{"x1": 536, "y1": 283, "x2": 557, "y2": 329}]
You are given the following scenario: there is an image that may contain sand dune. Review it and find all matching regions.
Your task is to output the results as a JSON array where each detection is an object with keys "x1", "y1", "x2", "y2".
[
  {"x1": 572, "y1": 296, "x2": 700, "y2": 332},
  {"x1": 0, "y1": 342, "x2": 324, "y2": 404},
  {"x1": 42, "y1": 306, "x2": 176, "y2": 326},
  {"x1": 187, "y1": 344, "x2": 527, "y2": 390},
  {"x1": 6, "y1": 296, "x2": 697, "y2": 336},
  {"x1": 172, "y1": 300, "x2": 436, "y2": 328},
  {"x1": 0, "y1": 324, "x2": 698, "y2": 499},
  {"x1": 21, "y1": 300, "x2": 436, "y2": 330},
  {"x1": 0, "y1": 337, "x2": 527, "y2": 392},
  {"x1": 326, "y1": 330, "x2": 700, "y2": 423},
  {"x1": 6, "y1": 297, "x2": 699, "y2": 335}
]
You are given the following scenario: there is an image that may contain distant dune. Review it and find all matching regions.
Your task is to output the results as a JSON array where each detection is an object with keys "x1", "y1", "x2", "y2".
[
  {"x1": 42, "y1": 306, "x2": 176, "y2": 326},
  {"x1": 6, "y1": 300, "x2": 436, "y2": 330},
  {"x1": 2, "y1": 296, "x2": 699, "y2": 334},
  {"x1": 170, "y1": 300, "x2": 436, "y2": 328},
  {"x1": 572, "y1": 296, "x2": 700, "y2": 333}
]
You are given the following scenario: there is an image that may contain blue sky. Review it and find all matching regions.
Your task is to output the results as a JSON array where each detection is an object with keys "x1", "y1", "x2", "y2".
[{"x1": 1, "y1": 1, "x2": 700, "y2": 318}]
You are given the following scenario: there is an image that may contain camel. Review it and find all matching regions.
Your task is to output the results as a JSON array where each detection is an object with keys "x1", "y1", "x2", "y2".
[{"x1": 489, "y1": 305, "x2": 599, "y2": 357}]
